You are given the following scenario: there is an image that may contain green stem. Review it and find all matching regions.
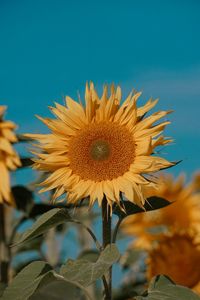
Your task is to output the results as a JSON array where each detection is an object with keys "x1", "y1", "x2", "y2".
[
  {"x1": 102, "y1": 197, "x2": 112, "y2": 300},
  {"x1": 0, "y1": 203, "x2": 8, "y2": 284},
  {"x1": 74, "y1": 220, "x2": 102, "y2": 251}
]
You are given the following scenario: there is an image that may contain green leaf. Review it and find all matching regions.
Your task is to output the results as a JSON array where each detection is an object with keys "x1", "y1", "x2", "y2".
[
  {"x1": 0, "y1": 283, "x2": 6, "y2": 297},
  {"x1": 13, "y1": 208, "x2": 72, "y2": 247},
  {"x1": 148, "y1": 274, "x2": 174, "y2": 290},
  {"x1": 113, "y1": 196, "x2": 170, "y2": 219},
  {"x1": 1, "y1": 262, "x2": 91, "y2": 300},
  {"x1": 15, "y1": 235, "x2": 43, "y2": 253},
  {"x1": 12, "y1": 185, "x2": 34, "y2": 212},
  {"x1": 135, "y1": 275, "x2": 200, "y2": 300},
  {"x1": 60, "y1": 244, "x2": 120, "y2": 287},
  {"x1": 1, "y1": 261, "x2": 51, "y2": 300},
  {"x1": 18, "y1": 157, "x2": 34, "y2": 168},
  {"x1": 78, "y1": 249, "x2": 99, "y2": 263},
  {"x1": 28, "y1": 271, "x2": 79, "y2": 300}
]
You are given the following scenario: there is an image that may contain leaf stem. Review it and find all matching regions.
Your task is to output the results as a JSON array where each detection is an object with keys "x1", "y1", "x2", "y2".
[
  {"x1": 72, "y1": 220, "x2": 102, "y2": 251},
  {"x1": 102, "y1": 197, "x2": 112, "y2": 300},
  {"x1": 112, "y1": 217, "x2": 123, "y2": 243}
]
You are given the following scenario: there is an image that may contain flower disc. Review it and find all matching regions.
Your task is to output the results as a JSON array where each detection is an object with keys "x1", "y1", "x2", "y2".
[{"x1": 68, "y1": 122, "x2": 135, "y2": 181}]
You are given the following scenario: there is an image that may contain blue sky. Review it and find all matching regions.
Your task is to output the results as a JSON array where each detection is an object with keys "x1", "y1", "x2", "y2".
[{"x1": 0, "y1": 0, "x2": 200, "y2": 178}]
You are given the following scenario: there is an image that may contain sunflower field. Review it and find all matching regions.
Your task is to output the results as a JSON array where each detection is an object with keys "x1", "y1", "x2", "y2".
[
  {"x1": 1, "y1": 1, "x2": 200, "y2": 299},
  {"x1": 0, "y1": 82, "x2": 200, "y2": 300}
]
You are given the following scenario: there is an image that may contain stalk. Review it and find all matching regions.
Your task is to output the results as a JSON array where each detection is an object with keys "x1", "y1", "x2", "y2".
[
  {"x1": 0, "y1": 203, "x2": 8, "y2": 284},
  {"x1": 102, "y1": 197, "x2": 112, "y2": 300}
]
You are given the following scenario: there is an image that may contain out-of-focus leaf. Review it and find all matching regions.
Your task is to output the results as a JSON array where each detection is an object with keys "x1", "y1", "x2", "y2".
[
  {"x1": 28, "y1": 203, "x2": 89, "y2": 219},
  {"x1": 18, "y1": 157, "x2": 34, "y2": 168},
  {"x1": 113, "y1": 197, "x2": 170, "y2": 219},
  {"x1": 16, "y1": 134, "x2": 33, "y2": 142},
  {"x1": 1, "y1": 261, "x2": 51, "y2": 300},
  {"x1": 78, "y1": 249, "x2": 99, "y2": 262},
  {"x1": 0, "y1": 283, "x2": 6, "y2": 297},
  {"x1": 60, "y1": 244, "x2": 120, "y2": 287},
  {"x1": 120, "y1": 248, "x2": 141, "y2": 269},
  {"x1": 55, "y1": 223, "x2": 67, "y2": 233},
  {"x1": 28, "y1": 204, "x2": 64, "y2": 218},
  {"x1": 12, "y1": 185, "x2": 34, "y2": 212},
  {"x1": 113, "y1": 284, "x2": 139, "y2": 300},
  {"x1": 13, "y1": 208, "x2": 72, "y2": 247},
  {"x1": 135, "y1": 275, "x2": 200, "y2": 300}
]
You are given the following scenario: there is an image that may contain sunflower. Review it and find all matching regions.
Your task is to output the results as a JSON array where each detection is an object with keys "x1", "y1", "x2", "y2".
[
  {"x1": 147, "y1": 231, "x2": 200, "y2": 292},
  {"x1": 0, "y1": 106, "x2": 21, "y2": 205},
  {"x1": 121, "y1": 173, "x2": 200, "y2": 248},
  {"x1": 193, "y1": 172, "x2": 200, "y2": 192},
  {"x1": 26, "y1": 82, "x2": 173, "y2": 212}
]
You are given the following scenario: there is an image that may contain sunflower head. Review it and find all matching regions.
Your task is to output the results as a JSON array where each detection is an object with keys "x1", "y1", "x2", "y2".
[
  {"x1": 147, "y1": 232, "x2": 200, "y2": 289},
  {"x1": 0, "y1": 106, "x2": 21, "y2": 205},
  {"x1": 27, "y1": 82, "x2": 173, "y2": 212},
  {"x1": 193, "y1": 172, "x2": 200, "y2": 192},
  {"x1": 121, "y1": 173, "x2": 200, "y2": 248}
]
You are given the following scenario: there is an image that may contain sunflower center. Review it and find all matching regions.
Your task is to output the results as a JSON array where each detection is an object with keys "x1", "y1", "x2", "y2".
[
  {"x1": 90, "y1": 140, "x2": 110, "y2": 161},
  {"x1": 68, "y1": 122, "x2": 135, "y2": 181}
]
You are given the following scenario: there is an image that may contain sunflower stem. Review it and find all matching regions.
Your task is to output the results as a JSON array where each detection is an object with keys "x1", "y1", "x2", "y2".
[
  {"x1": 102, "y1": 197, "x2": 112, "y2": 300},
  {"x1": 0, "y1": 203, "x2": 9, "y2": 284}
]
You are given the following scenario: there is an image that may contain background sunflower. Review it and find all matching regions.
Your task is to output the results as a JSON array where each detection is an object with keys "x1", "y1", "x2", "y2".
[{"x1": 0, "y1": 106, "x2": 21, "y2": 205}]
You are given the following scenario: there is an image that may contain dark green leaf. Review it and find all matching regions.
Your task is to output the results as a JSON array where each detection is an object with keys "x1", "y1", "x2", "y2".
[
  {"x1": 13, "y1": 208, "x2": 72, "y2": 247},
  {"x1": 12, "y1": 186, "x2": 34, "y2": 212},
  {"x1": 18, "y1": 157, "x2": 34, "y2": 168},
  {"x1": 29, "y1": 271, "x2": 79, "y2": 300},
  {"x1": 12, "y1": 258, "x2": 42, "y2": 275},
  {"x1": 15, "y1": 235, "x2": 43, "y2": 253},
  {"x1": 148, "y1": 274, "x2": 174, "y2": 290},
  {"x1": 113, "y1": 197, "x2": 170, "y2": 219},
  {"x1": 0, "y1": 283, "x2": 6, "y2": 297},
  {"x1": 16, "y1": 134, "x2": 33, "y2": 142},
  {"x1": 60, "y1": 244, "x2": 120, "y2": 287},
  {"x1": 135, "y1": 275, "x2": 200, "y2": 300},
  {"x1": 78, "y1": 249, "x2": 99, "y2": 263},
  {"x1": 28, "y1": 204, "x2": 64, "y2": 218},
  {"x1": 1, "y1": 261, "x2": 51, "y2": 300}
]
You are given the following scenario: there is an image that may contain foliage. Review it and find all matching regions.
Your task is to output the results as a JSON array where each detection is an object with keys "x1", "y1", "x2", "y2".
[{"x1": 1, "y1": 122, "x2": 200, "y2": 300}]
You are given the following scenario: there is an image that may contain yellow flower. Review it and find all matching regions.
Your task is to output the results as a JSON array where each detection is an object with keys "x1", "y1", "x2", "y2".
[
  {"x1": 0, "y1": 106, "x2": 21, "y2": 205},
  {"x1": 121, "y1": 173, "x2": 200, "y2": 248},
  {"x1": 146, "y1": 232, "x2": 200, "y2": 292},
  {"x1": 193, "y1": 172, "x2": 200, "y2": 192},
  {"x1": 26, "y1": 82, "x2": 173, "y2": 212}
]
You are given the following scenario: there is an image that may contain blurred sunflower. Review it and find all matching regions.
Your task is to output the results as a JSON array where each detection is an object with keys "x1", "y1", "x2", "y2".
[
  {"x1": 193, "y1": 172, "x2": 200, "y2": 192},
  {"x1": 0, "y1": 106, "x2": 21, "y2": 205},
  {"x1": 26, "y1": 82, "x2": 173, "y2": 212},
  {"x1": 147, "y1": 231, "x2": 200, "y2": 293},
  {"x1": 121, "y1": 173, "x2": 200, "y2": 248}
]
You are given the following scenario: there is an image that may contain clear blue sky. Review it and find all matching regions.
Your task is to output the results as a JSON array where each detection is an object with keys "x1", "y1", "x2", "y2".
[{"x1": 1, "y1": 0, "x2": 200, "y2": 177}]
